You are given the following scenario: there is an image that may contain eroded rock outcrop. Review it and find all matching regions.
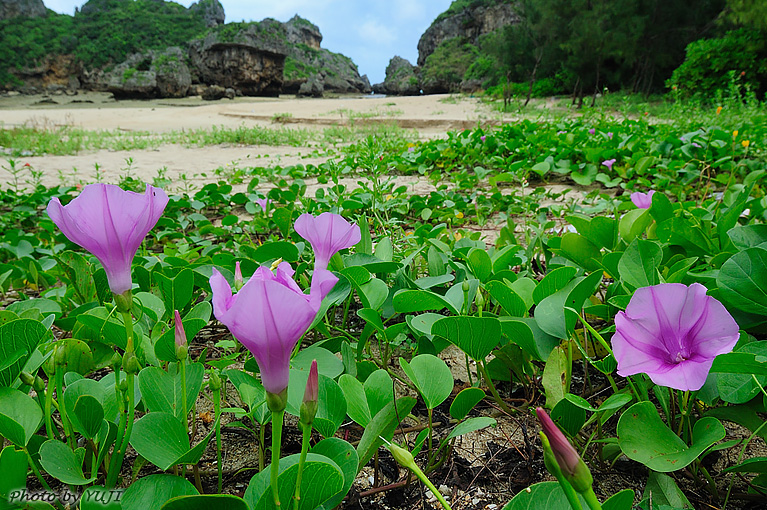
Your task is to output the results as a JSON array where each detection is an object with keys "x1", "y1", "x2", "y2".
[
  {"x1": 188, "y1": 20, "x2": 287, "y2": 97},
  {"x1": 417, "y1": 1, "x2": 518, "y2": 67},
  {"x1": 188, "y1": 0, "x2": 224, "y2": 28},
  {"x1": 0, "y1": 0, "x2": 47, "y2": 20},
  {"x1": 107, "y1": 47, "x2": 191, "y2": 99},
  {"x1": 372, "y1": 56, "x2": 419, "y2": 95}
]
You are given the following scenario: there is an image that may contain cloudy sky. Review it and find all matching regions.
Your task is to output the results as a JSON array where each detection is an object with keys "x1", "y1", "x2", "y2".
[{"x1": 43, "y1": 0, "x2": 454, "y2": 84}]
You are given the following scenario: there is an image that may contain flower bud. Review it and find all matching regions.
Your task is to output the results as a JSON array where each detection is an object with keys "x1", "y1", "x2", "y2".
[
  {"x1": 536, "y1": 407, "x2": 593, "y2": 494},
  {"x1": 299, "y1": 360, "x2": 319, "y2": 427},
  {"x1": 19, "y1": 370, "x2": 36, "y2": 387},
  {"x1": 388, "y1": 443, "x2": 417, "y2": 471},
  {"x1": 54, "y1": 345, "x2": 67, "y2": 367},
  {"x1": 234, "y1": 261, "x2": 244, "y2": 291},
  {"x1": 209, "y1": 369, "x2": 222, "y2": 391},
  {"x1": 111, "y1": 352, "x2": 123, "y2": 370},
  {"x1": 174, "y1": 310, "x2": 186, "y2": 348},
  {"x1": 114, "y1": 290, "x2": 133, "y2": 314},
  {"x1": 123, "y1": 351, "x2": 140, "y2": 375},
  {"x1": 265, "y1": 388, "x2": 288, "y2": 413}
]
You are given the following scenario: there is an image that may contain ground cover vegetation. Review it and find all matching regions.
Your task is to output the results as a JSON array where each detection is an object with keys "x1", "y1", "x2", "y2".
[{"x1": 0, "y1": 91, "x2": 766, "y2": 510}]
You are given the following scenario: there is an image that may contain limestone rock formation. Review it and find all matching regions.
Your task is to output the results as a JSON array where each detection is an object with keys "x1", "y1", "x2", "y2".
[
  {"x1": 0, "y1": 0, "x2": 47, "y2": 19},
  {"x1": 188, "y1": 20, "x2": 287, "y2": 97},
  {"x1": 107, "y1": 47, "x2": 191, "y2": 99},
  {"x1": 282, "y1": 16, "x2": 371, "y2": 95},
  {"x1": 417, "y1": 1, "x2": 518, "y2": 67},
  {"x1": 188, "y1": 0, "x2": 224, "y2": 27},
  {"x1": 372, "y1": 56, "x2": 420, "y2": 96}
]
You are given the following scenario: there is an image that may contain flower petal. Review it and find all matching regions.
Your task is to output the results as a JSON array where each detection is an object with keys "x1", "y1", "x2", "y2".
[{"x1": 295, "y1": 212, "x2": 361, "y2": 270}]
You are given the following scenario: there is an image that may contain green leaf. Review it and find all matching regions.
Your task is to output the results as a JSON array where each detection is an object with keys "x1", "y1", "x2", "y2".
[
  {"x1": 542, "y1": 346, "x2": 568, "y2": 409},
  {"x1": 392, "y1": 289, "x2": 460, "y2": 315},
  {"x1": 716, "y1": 342, "x2": 767, "y2": 403},
  {"x1": 0, "y1": 318, "x2": 48, "y2": 387},
  {"x1": 56, "y1": 251, "x2": 97, "y2": 303},
  {"x1": 486, "y1": 281, "x2": 527, "y2": 317},
  {"x1": 80, "y1": 485, "x2": 123, "y2": 510},
  {"x1": 467, "y1": 248, "x2": 492, "y2": 282},
  {"x1": 446, "y1": 416, "x2": 496, "y2": 440},
  {"x1": 356, "y1": 397, "x2": 416, "y2": 470},
  {"x1": 717, "y1": 248, "x2": 767, "y2": 315},
  {"x1": 311, "y1": 438, "x2": 359, "y2": 510},
  {"x1": 617, "y1": 402, "x2": 725, "y2": 472},
  {"x1": 532, "y1": 267, "x2": 577, "y2": 304},
  {"x1": 728, "y1": 224, "x2": 767, "y2": 250},
  {"x1": 249, "y1": 454, "x2": 344, "y2": 510},
  {"x1": 0, "y1": 387, "x2": 42, "y2": 446},
  {"x1": 130, "y1": 412, "x2": 215, "y2": 471},
  {"x1": 602, "y1": 489, "x2": 635, "y2": 510},
  {"x1": 640, "y1": 471, "x2": 693, "y2": 509},
  {"x1": 291, "y1": 346, "x2": 344, "y2": 379},
  {"x1": 121, "y1": 474, "x2": 198, "y2": 510},
  {"x1": 154, "y1": 268, "x2": 195, "y2": 320},
  {"x1": 0, "y1": 445, "x2": 28, "y2": 502},
  {"x1": 162, "y1": 495, "x2": 249, "y2": 510},
  {"x1": 7, "y1": 299, "x2": 61, "y2": 320},
  {"x1": 450, "y1": 387, "x2": 486, "y2": 421},
  {"x1": 559, "y1": 233, "x2": 602, "y2": 271},
  {"x1": 722, "y1": 457, "x2": 767, "y2": 474},
  {"x1": 39, "y1": 440, "x2": 96, "y2": 485},
  {"x1": 338, "y1": 374, "x2": 372, "y2": 427},
  {"x1": 432, "y1": 316, "x2": 502, "y2": 361},
  {"x1": 502, "y1": 481, "x2": 587, "y2": 510},
  {"x1": 138, "y1": 364, "x2": 204, "y2": 421},
  {"x1": 400, "y1": 354, "x2": 453, "y2": 410},
  {"x1": 619, "y1": 208, "x2": 653, "y2": 243},
  {"x1": 711, "y1": 351, "x2": 767, "y2": 376},
  {"x1": 618, "y1": 239, "x2": 662, "y2": 289}
]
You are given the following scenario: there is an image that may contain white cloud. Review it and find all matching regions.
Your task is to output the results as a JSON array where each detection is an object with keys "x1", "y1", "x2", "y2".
[{"x1": 355, "y1": 19, "x2": 396, "y2": 46}]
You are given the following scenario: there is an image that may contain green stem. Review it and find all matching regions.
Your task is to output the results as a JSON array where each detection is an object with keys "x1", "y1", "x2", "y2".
[
  {"x1": 44, "y1": 374, "x2": 55, "y2": 440},
  {"x1": 24, "y1": 449, "x2": 65, "y2": 510},
  {"x1": 259, "y1": 422, "x2": 266, "y2": 472},
  {"x1": 106, "y1": 383, "x2": 127, "y2": 487},
  {"x1": 270, "y1": 409, "x2": 285, "y2": 507},
  {"x1": 410, "y1": 462, "x2": 453, "y2": 510},
  {"x1": 477, "y1": 360, "x2": 514, "y2": 415},
  {"x1": 213, "y1": 385, "x2": 223, "y2": 493},
  {"x1": 293, "y1": 423, "x2": 312, "y2": 510},
  {"x1": 55, "y1": 365, "x2": 74, "y2": 449},
  {"x1": 107, "y1": 310, "x2": 136, "y2": 488},
  {"x1": 582, "y1": 487, "x2": 603, "y2": 510},
  {"x1": 427, "y1": 408, "x2": 434, "y2": 464},
  {"x1": 180, "y1": 359, "x2": 188, "y2": 478}
]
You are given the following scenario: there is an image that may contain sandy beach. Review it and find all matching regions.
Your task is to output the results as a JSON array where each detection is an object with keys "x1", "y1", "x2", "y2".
[{"x1": 0, "y1": 92, "x2": 512, "y2": 191}]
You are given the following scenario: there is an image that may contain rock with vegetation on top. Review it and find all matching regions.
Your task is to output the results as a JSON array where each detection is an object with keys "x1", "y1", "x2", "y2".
[
  {"x1": 187, "y1": 0, "x2": 224, "y2": 27},
  {"x1": 372, "y1": 56, "x2": 420, "y2": 96},
  {"x1": 0, "y1": 0, "x2": 47, "y2": 20},
  {"x1": 188, "y1": 19, "x2": 287, "y2": 97},
  {"x1": 107, "y1": 47, "x2": 191, "y2": 99}
]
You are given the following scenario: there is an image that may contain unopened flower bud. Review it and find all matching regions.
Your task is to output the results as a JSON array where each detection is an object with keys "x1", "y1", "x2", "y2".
[
  {"x1": 265, "y1": 388, "x2": 288, "y2": 413},
  {"x1": 114, "y1": 290, "x2": 133, "y2": 314},
  {"x1": 234, "y1": 261, "x2": 244, "y2": 291},
  {"x1": 536, "y1": 407, "x2": 593, "y2": 493},
  {"x1": 111, "y1": 352, "x2": 123, "y2": 370},
  {"x1": 123, "y1": 351, "x2": 140, "y2": 375},
  {"x1": 299, "y1": 360, "x2": 319, "y2": 427},
  {"x1": 54, "y1": 345, "x2": 67, "y2": 367},
  {"x1": 19, "y1": 370, "x2": 36, "y2": 387},
  {"x1": 174, "y1": 310, "x2": 186, "y2": 348},
  {"x1": 209, "y1": 369, "x2": 222, "y2": 391},
  {"x1": 388, "y1": 443, "x2": 417, "y2": 471}
]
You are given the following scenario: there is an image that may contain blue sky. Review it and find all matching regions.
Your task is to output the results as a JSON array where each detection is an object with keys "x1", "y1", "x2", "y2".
[{"x1": 43, "y1": 0, "x2": 454, "y2": 84}]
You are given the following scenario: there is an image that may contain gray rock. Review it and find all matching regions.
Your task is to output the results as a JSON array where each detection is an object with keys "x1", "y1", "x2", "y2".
[
  {"x1": 373, "y1": 56, "x2": 420, "y2": 96},
  {"x1": 417, "y1": 2, "x2": 519, "y2": 66},
  {"x1": 188, "y1": 0, "x2": 224, "y2": 27},
  {"x1": 297, "y1": 76, "x2": 323, "y2": 97},
  {"x1": 107, "y1": 47, "x2": 191, "y2": 99},
  {"x1": 285, "y1": 15, "x2": 322, "y2": 49},
  {"x1": 201, "y1": 85, "x2": 226, "y2": 100},
  {"x1": 188, "y1": 20, "x2": 288, "y2": 97},
  {"x1": 0, "y1": 0, "x2": 46, "y2": 20}
]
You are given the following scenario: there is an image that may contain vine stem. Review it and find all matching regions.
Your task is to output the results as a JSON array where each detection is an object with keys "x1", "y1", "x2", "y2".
[
  {"x1": 476, "y1": 360, "x2": 514, "y2": 415},
  {"x1": 293, "y1": 423, "x2": 312, "y2": 510},
  {"x1": 270, "y1": 409, "x2": 285, "y2": 507}
]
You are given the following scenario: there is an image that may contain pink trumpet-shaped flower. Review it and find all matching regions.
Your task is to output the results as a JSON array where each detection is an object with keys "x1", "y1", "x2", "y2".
[
  {"x1": 47, "y1": 183, "x2": 168, "y2": 295},
  {"x1": 630, "y1": 190, "x2": 656, "y2": 209},
  {"x1": 303, "y1": 359, "x2": 319, "y2": 404},
  {"x1": 612, "y1": 283, "x2": 739, "y2": 391},
  {"x1": 602, "y1": 159, "x2": 616, "y2": 171},
  {"x1": 294, "y1": 212, "x2": 361, "y2": 271},
  {"x1": 210, "y1": 262, "x2": 337, "y2": 395},
  {"x1": 588, "y1": 128, "x2": 595, "y2": 134},
  {"x1": 255, "y1": 198, "x2": 269, "y2": 212}
]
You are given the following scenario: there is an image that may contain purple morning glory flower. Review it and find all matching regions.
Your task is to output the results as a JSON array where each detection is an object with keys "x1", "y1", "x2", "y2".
[
  {"x1": 602, "y1": 159, "x2": 616, "y2": 171},
  {"x1": 210, "y1": 261, "x2": 336, "y2": 395},
  {"x1": 295, "y1": 212, "x2": 361, "y2": 271},
  {"x1": 607, "y1": 132, "x2": 613, "y2": 139},
  {"x1": 588, "y1": 128, "x2": 595, "y2": 134},
  {"x1": 630, "y1": 190, "x2": 656, "y2": 209},
  {"x1": 254, "y1": 197, "x2": 269, "y2": 212},
  {"x1": 693, "y1": 142, "x2": 701, "y2": 148},
  {"x1": 612, "y1": 283, "x2": 739, "y2": 391},
  {"x1": 480, "y1": 135, "x2": 486, "y2": 142},
  {"x1": 408, "y1": 146, "x2": 415, "y2": 152},
  {"x1": 557, "y1": 131, "x2": 566, "y2": 135},
  {"x1": 47, "y1": 183, "x2": 169, "y2": 295}
]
